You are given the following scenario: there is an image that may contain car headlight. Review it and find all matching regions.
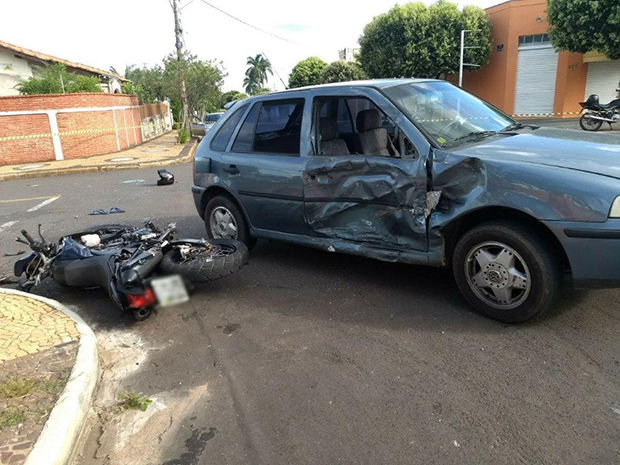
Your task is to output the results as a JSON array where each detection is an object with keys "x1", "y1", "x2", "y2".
[{"x1": 610, "y1": 196, "x2": 620, "y2": 218}]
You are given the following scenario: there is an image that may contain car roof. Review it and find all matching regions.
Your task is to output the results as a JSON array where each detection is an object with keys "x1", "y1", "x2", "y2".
[{"x1": 257, "y1": 78, "x2": 439, "y2": 98}]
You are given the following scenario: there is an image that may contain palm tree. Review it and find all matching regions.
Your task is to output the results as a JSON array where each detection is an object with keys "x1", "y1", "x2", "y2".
[{"x1": 244, "y1": 54, "x2": 273, "y2": 95}]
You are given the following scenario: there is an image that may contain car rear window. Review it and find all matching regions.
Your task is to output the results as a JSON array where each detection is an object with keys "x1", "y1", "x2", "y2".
[
  {"x1": 210, "y1": 104, "x2": 248, "y2": 152},
  {"x1": 205, "y1": 113, "x2": 221, "y2": 123}
]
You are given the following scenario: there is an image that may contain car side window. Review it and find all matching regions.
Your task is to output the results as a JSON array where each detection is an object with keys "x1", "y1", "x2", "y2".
[
  {"x1": 210, "y1": 103, "x2": 249, "y2": 152},
  {"x1": 315, "y1": 96, "x2": 415, "y2": 158},
  {"x1": 232, "y1": 99, "x2": 304, "y2": 155}
]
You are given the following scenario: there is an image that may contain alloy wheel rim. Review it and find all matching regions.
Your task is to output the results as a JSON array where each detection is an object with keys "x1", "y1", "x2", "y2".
[
  {"x1": 209, "y1": 206, "x2": 238, "y2": 239},
  {"x1": 464, "y1": 241, "x2": 531, "y2": 310}
]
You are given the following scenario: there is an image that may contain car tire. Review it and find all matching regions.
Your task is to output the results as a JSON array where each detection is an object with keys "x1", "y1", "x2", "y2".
[
  {"x1": 205, "y1": 195, "x2": 256, "y2": 250},
  {"x1": 452, "y1": 220, "x2": 561, "y2": 323}
]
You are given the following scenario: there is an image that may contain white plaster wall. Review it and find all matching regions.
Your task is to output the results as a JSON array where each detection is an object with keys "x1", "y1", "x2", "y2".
[{"x1": 0, "y1": 48, "x2": 33, "y2": 96}]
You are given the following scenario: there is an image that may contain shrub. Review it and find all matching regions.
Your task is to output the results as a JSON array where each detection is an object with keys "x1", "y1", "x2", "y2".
[
  {"x1": 17, "y1": 63, "x2": 103, "y2": 95},
  {"x1": 177, "y1": 128, "x2": 190, "y2": 144}
]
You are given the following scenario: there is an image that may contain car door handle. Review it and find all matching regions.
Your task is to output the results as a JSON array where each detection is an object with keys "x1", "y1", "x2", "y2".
[{"x1": 223, "y1": 164, "x2": 240, "y2": 175}]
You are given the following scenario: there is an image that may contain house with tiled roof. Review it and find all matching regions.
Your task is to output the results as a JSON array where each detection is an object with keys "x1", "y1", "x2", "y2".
[{"x1": 0, "y1": 39, "x2": 128, "y2": 96}]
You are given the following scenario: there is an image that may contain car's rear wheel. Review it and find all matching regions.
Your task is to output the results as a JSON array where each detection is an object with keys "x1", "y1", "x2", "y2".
[
  {"x1": 205, "y1": 195, "x2": 256, "y2": 250},
  {"x1": 452, "y1": 220, "x2": 561, "y2": 323},
  {"x1": 579, "y1": 114, "x2": 603, "y2": 131}
]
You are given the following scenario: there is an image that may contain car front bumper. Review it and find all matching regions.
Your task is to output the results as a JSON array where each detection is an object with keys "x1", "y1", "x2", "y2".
[{"x1": 544, "y1": 219, "x2": 620, "y2": 288}]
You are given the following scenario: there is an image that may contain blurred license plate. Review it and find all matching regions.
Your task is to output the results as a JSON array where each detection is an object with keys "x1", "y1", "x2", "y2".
[{"x1": 151, "y1": 275, "x2": 189, "y2": 307}]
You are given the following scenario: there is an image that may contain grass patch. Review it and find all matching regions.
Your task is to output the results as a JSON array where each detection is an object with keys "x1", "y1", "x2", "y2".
[
  {"x1": 0, "y1": 408, "x2": 26, "y2": 429},
  {"x1": 0, "y1": 378, "x2": 36, "y2": 399},
  {"x1": 37, "y1": 380, "x2": 66, "y2": 395},
  {"x1": 118, "y1": 390, "x2": 152, "y2": 412}
]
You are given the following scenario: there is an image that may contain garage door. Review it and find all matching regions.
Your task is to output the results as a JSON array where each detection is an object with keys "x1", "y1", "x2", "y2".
[
  {"x1": 585, "y1": 60, "x2": 620, "y2": 104},
  {"x1": 513, "y1": 42, "x2": 559, "y2": 115}
]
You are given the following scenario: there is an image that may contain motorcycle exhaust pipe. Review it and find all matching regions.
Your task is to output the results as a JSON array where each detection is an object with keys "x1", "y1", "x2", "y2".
[{"x1": 584, "y1": 114, "x2": 617, "y2": 123}]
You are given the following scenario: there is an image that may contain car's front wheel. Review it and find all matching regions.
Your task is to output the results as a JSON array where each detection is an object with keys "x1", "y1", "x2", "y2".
[{"x1": 452, "y1": 220, "x2": 562, "y2": 323}]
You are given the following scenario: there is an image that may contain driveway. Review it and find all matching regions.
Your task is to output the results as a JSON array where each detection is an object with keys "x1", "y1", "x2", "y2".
[{"x1": 0, "y1": 164, "x2": 619, "y2": 464}]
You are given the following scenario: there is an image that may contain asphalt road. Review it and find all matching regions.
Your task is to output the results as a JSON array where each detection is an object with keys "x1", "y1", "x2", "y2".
[{"x1": 1, "y1": 164, "x2": 620, "y2": 464}]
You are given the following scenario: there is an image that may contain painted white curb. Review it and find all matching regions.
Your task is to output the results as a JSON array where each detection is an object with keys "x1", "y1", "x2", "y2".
[{"x1": 0, "y1": 288, "x2": 99, "y2": 465}]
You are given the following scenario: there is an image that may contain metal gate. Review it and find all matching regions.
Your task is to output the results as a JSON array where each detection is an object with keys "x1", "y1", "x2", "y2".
[
  {"x1": 513, "y1": 43, "x2": 559, "y2": 115},
  {"x1": 585, "y1": 60, "x2": 620, "y2": 104}
]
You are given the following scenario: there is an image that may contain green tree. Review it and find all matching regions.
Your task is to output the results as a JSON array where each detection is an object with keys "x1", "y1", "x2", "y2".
[
  {"x1": 321, "y1": 60, "x2": 367, "y2": 84},
  {"x1": 244, "y1": 54, "x2": 273, "y2": 94},
  {"x1": 221, "y1": 90, "x2": 248, "y2": 105},
  {"x1": 547, "y1": 0, "x2": 620, "y2": 60},
  {"x1": 125, "y1": 53, "x2": 225, "y2": 120},
  {"x1": 16, "y1": 63, "x2": 102, "y2": 95},
  {"x1": 289, "y1": 57, "x2": 327, "y2": 88},
  {"x1": 358, "y1": 0, "x2": 491, "y2": 79},
  {"x1": 163, "y1": 52, "x2": 225, "y2": 117},
  {"x1": 124, "y1": 64, "x2": 165, "y2": 104}
]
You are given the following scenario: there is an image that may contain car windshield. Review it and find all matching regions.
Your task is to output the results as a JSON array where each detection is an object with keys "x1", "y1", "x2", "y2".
[
  {"x1": 205, "y1": 113, "x2": 222, "y2": 124},
  {"x1": 383, "y1": 81, "x2": 515, "y2": 147}
]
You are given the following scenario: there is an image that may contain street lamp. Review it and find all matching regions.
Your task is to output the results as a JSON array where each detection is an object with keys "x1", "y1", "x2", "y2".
[{"x1": 459, "y1": 29, "x2": 482, "y2": 88}]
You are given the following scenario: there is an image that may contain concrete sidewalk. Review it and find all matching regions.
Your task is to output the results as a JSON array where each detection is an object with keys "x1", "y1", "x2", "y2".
[
  {"x1": 0, "y1": 132, "x2": 196, "y2": 182},
  {"x1": 517, "y1": 117, "x2": 620, "y2": 133},
  {"x1": 0, "y1": 290, "x2": 98, "y2": 465}
]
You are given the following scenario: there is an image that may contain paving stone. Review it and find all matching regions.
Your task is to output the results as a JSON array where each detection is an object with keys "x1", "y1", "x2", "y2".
[{"x1": 0, "y1": 308, "x2": 78, "y2": 465}]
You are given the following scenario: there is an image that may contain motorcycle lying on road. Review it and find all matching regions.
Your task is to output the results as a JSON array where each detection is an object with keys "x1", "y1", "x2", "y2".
[
  {"x1": 12, "y1": 221, "x2": 248, "y2": 320},
  {"x1": 579, "y1": 90, "x2": 620, "y2": 131}
]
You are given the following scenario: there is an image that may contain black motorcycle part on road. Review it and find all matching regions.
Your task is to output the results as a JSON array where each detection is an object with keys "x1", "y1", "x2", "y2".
[
  {"x1": 159, "y1": 239, "x2": 249, "y2": 283},
  {"x1": 51, "y1": 254, "x2": 116, "y2": 288},
  {"x1": 14, "y1": 251, "x2": 37, "y2": 277}
]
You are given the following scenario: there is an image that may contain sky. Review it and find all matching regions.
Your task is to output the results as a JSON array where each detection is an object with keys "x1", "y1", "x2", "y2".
[{"x1": 2, "y1": 0, "x2": 503, "y2": 93}]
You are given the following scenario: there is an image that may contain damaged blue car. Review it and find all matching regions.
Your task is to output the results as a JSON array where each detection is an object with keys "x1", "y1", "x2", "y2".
[{"x1": 192, "y1": 79, "x2": 620, "y2": 323}]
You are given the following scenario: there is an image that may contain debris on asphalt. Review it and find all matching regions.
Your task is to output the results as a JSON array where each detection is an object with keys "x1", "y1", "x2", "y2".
[
  {"x1": 89, "y1": 207, "x2": 126, "y2": 215},
  {"x1": 3, "y1": 251, "x2": 26, "y2": 257},
  {"x1": 157, "y1": 169, "x2": 174, "y2": 186}
]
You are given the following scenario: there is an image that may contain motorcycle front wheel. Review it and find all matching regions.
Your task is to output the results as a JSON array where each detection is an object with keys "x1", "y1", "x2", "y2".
[
  {"x1": 159, "y1": 239, "x2": 249, "y2": 283},
  {"x1": 580, "y1": 114, "x2": 603, "y2": 131}
]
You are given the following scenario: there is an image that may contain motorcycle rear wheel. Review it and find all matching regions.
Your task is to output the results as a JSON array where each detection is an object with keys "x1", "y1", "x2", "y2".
[
  {"x1": 159, "y1": 239, "x2": 249, "y2": 283},
  {"x1": 580, "y1": 114, "x2": 603, "y2": 131}
]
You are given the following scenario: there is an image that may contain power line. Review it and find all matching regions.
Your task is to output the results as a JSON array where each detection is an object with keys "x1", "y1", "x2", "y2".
[{"x1": 194, "y1": 0, "x2": 300, "y2": 45}]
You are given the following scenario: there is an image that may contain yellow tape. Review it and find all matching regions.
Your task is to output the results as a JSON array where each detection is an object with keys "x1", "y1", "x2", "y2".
[
  {"x1": 511, "y1": 111, "x2": 582, "y2": 117},
  {"x1": 0, "y1": 125, "x2": 143, "y2": 142}
]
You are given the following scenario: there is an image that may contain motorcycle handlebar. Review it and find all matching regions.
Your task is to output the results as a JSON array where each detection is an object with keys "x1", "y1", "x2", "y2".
[{"x1": 21, "y1": 230, "x2": 35, "y2": 245}]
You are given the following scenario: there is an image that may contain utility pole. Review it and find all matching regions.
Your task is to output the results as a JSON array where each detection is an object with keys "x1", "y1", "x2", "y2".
[
  {"x1": 459, "y1": 29, "x2": 482, "y2": 88},
  {"x1": 172, "y1": 0, "x2": 190, "y2": 131}
]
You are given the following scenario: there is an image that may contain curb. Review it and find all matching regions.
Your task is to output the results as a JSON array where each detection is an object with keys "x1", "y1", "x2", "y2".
[
  {"x1": 0, "y1": 138, "x2": 198, "y2": 182},
  {"x1": 0, "y1": 288, "x2": 99, "y2": 465}
]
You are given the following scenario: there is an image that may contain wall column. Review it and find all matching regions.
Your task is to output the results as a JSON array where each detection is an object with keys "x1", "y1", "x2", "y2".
[{"x1": 46, "y1": 110, "x2": 63, "y2": 161}]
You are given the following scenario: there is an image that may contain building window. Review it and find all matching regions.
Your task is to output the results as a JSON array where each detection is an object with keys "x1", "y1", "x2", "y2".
[{"x1": 518, "y1": 34, "x2": 551, "y2": 47}]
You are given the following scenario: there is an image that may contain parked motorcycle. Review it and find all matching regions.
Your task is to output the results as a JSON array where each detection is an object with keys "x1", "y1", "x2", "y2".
[
  {"x1": 12, "y1": 221, "x2": 248, "y2": 320},
  {"x1": 579, "y1": 89, "x2": 620, "y2": 131}
]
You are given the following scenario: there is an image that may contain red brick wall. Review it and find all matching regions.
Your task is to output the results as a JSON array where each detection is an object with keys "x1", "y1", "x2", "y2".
[
  {"x1": 0, "y1": 114, "x2": 55, "y2": 165},
  {"x1": 0, "y1": 93, "x2": 144, "y2": 166}
]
